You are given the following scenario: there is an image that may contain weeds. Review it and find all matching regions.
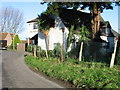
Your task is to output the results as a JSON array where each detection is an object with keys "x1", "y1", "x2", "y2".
[{"x1": 25, "y1": 55, "x2": 120, "y2": 88}]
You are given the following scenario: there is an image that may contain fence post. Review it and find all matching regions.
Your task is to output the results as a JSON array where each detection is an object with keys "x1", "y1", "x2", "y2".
[
  {"x1": 60, "y1": 44, "x2": 64, "y2": 62},
  {"x1": 79, "y1": 42, "x2": 83, "y2": 61},
  {"x1": 31, "y1": 45, "x2": 32, "y2": 52},
  {"x1": 110, "y1": 38, "x2": 118, "y2": 68},
  {"x1": 39, "y1": 47, "x2": 41, "y2": 57},
  {"x1": 34, "y1": 45, "x2": 37, "y2": 57}
]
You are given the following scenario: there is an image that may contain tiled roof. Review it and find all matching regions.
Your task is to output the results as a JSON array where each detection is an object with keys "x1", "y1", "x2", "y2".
[
  {"x1": 10, "y1": 33, "x2": 16, "y2": 37},
  {"x1": 0, "y1": 33, "x2": 16, "y2": 40},
  {"x1": 0, "y1": 33, "x2": 8, "y2": 40}
]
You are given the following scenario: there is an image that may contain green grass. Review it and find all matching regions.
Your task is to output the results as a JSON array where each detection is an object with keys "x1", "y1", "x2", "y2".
[{"x1": 25, "y1": 55, "x2": 120, "y2": 88}]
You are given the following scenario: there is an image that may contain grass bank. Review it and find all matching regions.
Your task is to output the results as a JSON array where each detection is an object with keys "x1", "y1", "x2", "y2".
[{"x1": 25, "y1": 55, "x2": 120, "y2": 88}]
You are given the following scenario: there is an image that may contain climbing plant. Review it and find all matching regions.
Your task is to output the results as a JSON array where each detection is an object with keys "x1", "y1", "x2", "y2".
[
  {"x1": 67, "y1": 25, "x2": 75, "y2": 48},
  {"x1": 77, "y1": 25, "x2": 91, "y2": 41}
]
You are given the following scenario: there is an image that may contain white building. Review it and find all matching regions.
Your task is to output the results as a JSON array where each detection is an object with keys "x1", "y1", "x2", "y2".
[
  {"x1": 27, "y1": 9, "x2": 119, "y2": 53},
  {"x1": 27, "y1": 15, "x2": 69, "y2": 51}
]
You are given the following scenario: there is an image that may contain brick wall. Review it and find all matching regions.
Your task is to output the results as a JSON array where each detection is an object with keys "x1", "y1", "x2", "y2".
[{"x1": 17, "y1": 43, "x2": 25, "y2": 51}]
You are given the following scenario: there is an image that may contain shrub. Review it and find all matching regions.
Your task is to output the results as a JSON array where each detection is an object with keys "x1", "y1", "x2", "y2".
[
  {"x1": 67, "y1": 45, "x2": 79, "y2": 59},
  {"x1": 10, "y1": 34, "x2": 21, "y2": 49},
  {"x1": 53, "y1": 43, "x2": 61, "y2": 57},
  {"x1": 48, "y1": 50, "x2": 55, "y2": 57},
  {"x1": 116, "y1": 46, "x2": 120, "y2": 65},
  {"x1": 27, "y1": 45, "x2": 33, "y2": 52}
]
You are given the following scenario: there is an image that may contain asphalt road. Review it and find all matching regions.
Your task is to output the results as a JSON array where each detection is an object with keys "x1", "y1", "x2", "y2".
[
  {"x1": 0, "y1": 50, "x2": 2, "y2": 89},
  {"x1": 1, "y1": 50, "x2": 64, "y2": 88}
]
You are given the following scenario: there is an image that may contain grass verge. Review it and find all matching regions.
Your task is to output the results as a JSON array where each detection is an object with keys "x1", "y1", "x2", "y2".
[{"x1": 25, "y1": 55, "x2": 120, "y2": 88}]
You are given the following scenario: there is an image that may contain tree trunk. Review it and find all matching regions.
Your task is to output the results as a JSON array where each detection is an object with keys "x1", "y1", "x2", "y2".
[
  {"x1": 90, "y1": 7, "x2": 95, "y2": 38},
  {"x1": 42, "y1": 30, "x2": 49, "y2": 58},
  {"x1": 61, "y1": 44, "x2": 64, "y2": 62},
  {"x1": 90, "y1": 5, "x2": 101, "y2": 38},
  {"x1": 61, "y1": 30, "x2": 65, "y2": 62},
  {"x1": 34, "y1": 45, "x2": 37, "y2": 57},
  {"x1": 97, "y1": 8, "x2": 101, "y2": 32}
]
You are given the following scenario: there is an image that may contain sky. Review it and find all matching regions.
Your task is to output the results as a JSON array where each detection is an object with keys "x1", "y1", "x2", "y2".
[{"x1": 0, "y1": 1, "x2": 119, "y2": 40}]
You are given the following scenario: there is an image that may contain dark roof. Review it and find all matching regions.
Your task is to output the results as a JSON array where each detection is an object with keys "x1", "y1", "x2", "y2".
[
  {"x1": 58, "y1": 8, "x2": 104, "y2": 30},
  {"x1": 100, "y1": 20, "x2": 119, "y2": 37},
  {"x1": 27, "y1": 18, "x2": 38, "y2": 23},
  {"x1": 28, "y1": 8, "x2": 119, "y2": 38},
  {"x1": 30, "y1": 33, "x2": 38, "y2": 40},
  {"x1": 0, "y1": 33, "x2": 8, "y2": 40},
  {"x1": 111, "y1": 29, "x2": 120, "y2": 37},
  {"x1": 27, "y1": 8, "x2": 104, "y2": 30}
]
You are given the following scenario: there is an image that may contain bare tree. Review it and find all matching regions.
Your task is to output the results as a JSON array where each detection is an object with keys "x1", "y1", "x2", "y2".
[{"x1": 0, "y1": 7, "x2": 24, "y2": 33}]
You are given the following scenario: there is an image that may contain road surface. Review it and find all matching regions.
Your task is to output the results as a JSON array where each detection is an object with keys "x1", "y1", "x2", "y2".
[
  {"x1": 0, "y1": 50, "x2": 2, "y2": 89},
  {"x1": 2, "y1": 50, "x2": 64, "y2": 88}
]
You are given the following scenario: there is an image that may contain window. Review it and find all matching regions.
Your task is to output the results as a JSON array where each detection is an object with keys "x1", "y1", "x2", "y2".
[{"x1": 33, "y1": 23, "x2": 38, "y2": 29}]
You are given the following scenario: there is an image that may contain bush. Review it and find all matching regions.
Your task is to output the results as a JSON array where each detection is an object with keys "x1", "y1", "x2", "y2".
[
  {"x1": 10, "y1": 34, "x2": 21, "y2": 49},
  {"x1": 116, "y1": 46, "x2": 120, "y2": 65},
  {"x1": 67, "y1": 45, "x2": 79, "y2": 59},
  {"x1": 48, "y1": 50, "x2": 55, "y2": 57},
  {"x1": 27, "y1": 45, "x2": 33, "y2": 52},
  {"x1": 53, "y1": 43, "x2": 61, "y2": 57},
  {"x1": 36, "y1": 46, "x2": 46, "y2": 58}
]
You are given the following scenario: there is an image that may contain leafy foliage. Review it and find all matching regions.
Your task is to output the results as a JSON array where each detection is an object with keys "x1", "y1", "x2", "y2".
[
  {"x1": 27, "y1": 45, "x2": 33, "y2": 53},
  {"x1": 116, "y1": 46, "x2": 120, "y2": 65},
  {"x1": 77, "y1": 25, "x2": 91, "y2": 41},
  {"x1": 67, "y1": 25, "x2": 91, "y2": 48},
  {"x1": 53, "y1": 43, "x2": 61, "y2": 57},
  {"x1": 27, "y1": 44, "x2": 62, "y2": 58},
  {"x1": 40, "y1": 2, "x2": 119, "y2": 38},
  {"x1": 37, "y1": 13, "x2": 55, "y2": 31},
  {"x1": 67, "y1": 25, "x2": 75, "y2": 47},
  {"x1": 10, "y1": 34, "x2": 21, "y2": 49}
]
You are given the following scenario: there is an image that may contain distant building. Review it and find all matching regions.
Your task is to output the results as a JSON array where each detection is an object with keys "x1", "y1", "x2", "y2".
[{"x1": 0, "y1": 33, "x2": 16, "y2": 46}]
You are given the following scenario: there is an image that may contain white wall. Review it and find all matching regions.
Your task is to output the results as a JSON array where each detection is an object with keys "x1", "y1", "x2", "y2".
[
  {"x1": 27, "y1": 22, "x2": 38, "y2": 38},
  {"x1": 48, "y1": 26, "x2": 69, "y2": 50},
  {"x1": 38, "y1": 26, "x2": 69, "y2": 50},
  {"x1": 38, "y1": 31, "x2": 46, "y2": 50},
  {"x1": 38, "y1": 15, "x2": 69, "y2": 50},
  {"x1": 28, "y1": 16, "x2": 69, "y2": 51}
]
